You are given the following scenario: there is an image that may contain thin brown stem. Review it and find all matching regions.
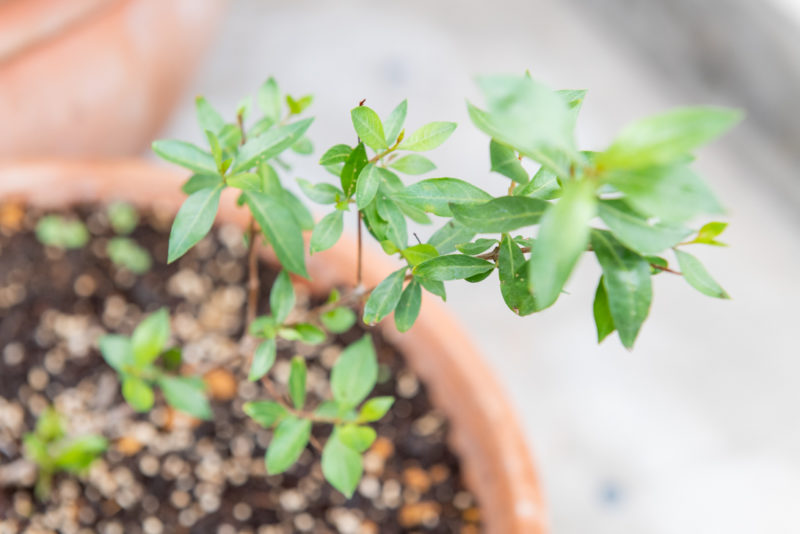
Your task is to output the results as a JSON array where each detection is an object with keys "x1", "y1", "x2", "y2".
[
  {"x1": 651, "y1": 263, "x2": 682, "y2": 275},
  {"x1": 245, "y1": 217, "x2": 260, "y2": 327},
  {"x1": 357, "y1": 211, "x2": 363, "y2": 287}
]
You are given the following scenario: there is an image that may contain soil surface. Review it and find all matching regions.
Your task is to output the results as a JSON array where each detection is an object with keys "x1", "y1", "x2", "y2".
[{"x1": 0, "y1": 203, "x2": 482, "y2": 533}]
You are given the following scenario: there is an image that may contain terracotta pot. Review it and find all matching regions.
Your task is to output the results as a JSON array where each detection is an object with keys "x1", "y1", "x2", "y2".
[
  {"x1": 0, "y1": 160, "x2": 548, "y2": 534},
  {"x1": 0, "y1": 0, "x2": 228, "y2": 158}
]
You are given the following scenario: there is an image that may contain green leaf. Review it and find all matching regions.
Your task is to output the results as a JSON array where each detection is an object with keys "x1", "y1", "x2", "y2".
[
  {"x1": 226, "y1": 172, "x2": 261, "y2": 191},
  {"x1": 321, "y1": 308, "x2": 357, "y2": 334},
  {"x1": 152, "y1": 140, "x2": 217, "y2": 174},
  {"x1": 399, "y1": 121, "x2": 456, "y2": 152},
  {"x1": 279, "y1": 323, "x2": 326, "y2": 344},
  {"x1": 122, "y1": 377, "x2": 154, "y2": 412},
  {"x1": 266, "y1": 417, "x2": 312, "y2": 475},
  {"x1": 322, "y1": 429, "x2": 362, "y2": 498},
  {"x1": 414, "y1": 255, "x2": 494, "y2": 281},
  {"x1": 218, "y1": 123, "x2": 242, "y2": 152},
  {"x1": 319, "y1": 144, "x2": 352, "y2": 165},
  {"x1": 598, "y1": 107, "x2": 743, "y2": 170},
  {"x1": 286, "y1": 94, "x2": 313, "y2": 115},
  {"x1": 35, "y1": 215, "x2": 89, "y2": 249},
  {"x1": 297, "y1": 178, "x2": 341, "y2": 205},
  {"x1": 195, "y1": 96, "x2": 225, "y2": 134},
  {"x1": 331, "y1": 335, "x2": 378, "y2": 410},
  {"x1": 257, "y1": 77, "x2": 282, "y2": 122},
  {"x1": 598, "y1": 199, "x2": 692, "y2": 255},
  {"x1": 107, "y1": 202, "x2": 139, "y2": 235},
  {"x1": 468, "y1": 75, "x2": 575, "y2": 174},
  {"x1": 490, "y1": 139, "x2": 528, "y2": 184},
  {"x1": 232, "y1": 118, "x2": 314, "y2": 173},
  {"x1": 356, "y1": 163, "x2": 381, "y2": 209},
  {"x1": 249, "y1": 338, "x2": 277, "y2": 381},
  {"x1": 270, "y1": 270, "x2": 295, "y2": 323},
  {"x1": 514, "y1": 164, "x2": 561, "y2": 200},
  {"x1": 498, "y1": 234, "x2": 537, "y2": 315},
  {"x1": 341, "y1": 143, "x2": 368, "y2": 198},
  {"x1": 107, "y1": 237, "x2": 152, "y2": 274},
  {"x1": 182, "y1": 174, "x2": 223, "y2": 195},
  {"x1": 351, "y1": 106, "x2": 387, "y2": 151},
  {"x1": 288, "y1": 357, "x2": 307, "y2": 409},
  {"x1": 158, "y1": 375, "x2": 212, "y2": 420},
  {"x1": 310, "y1": 210, "x2": 344, "y2": 255},
  {"x1": 54, "y1": 435, "x2": 107, "y2": 472},
  {"x1": 131, "y1": 308, "x2": 170, "y2": 368},
  {"x1": 394, "y1": 178, "x2": 491, "y2": 217},
  {"x1": 376, "y1": 196, "x2": 407, "y2": 249},
  {"x1": 98, "y1": 335, "x2": 133, "y2": 372},
  {"x1": 161, "y1": 347, "x2": 182, "y2": 371},
  {"x1": 417, "y1": 277, "x2": 446, "y2": 301},
  {"x1": 606, "y1": 164, "x2": 723, "y2": 223},
  {"x1": 389, "y1": 154, "x2": 436, "y2": 175},
  {"x1": 244, "y1": 400, "x2": 288, "y2": 428},
  {"x1": 400, "y1": 244, "x2": 439, "y2": 267},
  {"x1": 451, "y1": 196, "x2": 548, "y2": 233},
  {"x1": 591, "y1": 230, "x2": 652, "y2": 349},
  {"x1": 249, "y1": 315, "x2": 278, "y2": 339},
  {"x1": 168, "y1": 185, "x2": 222, "y2": 263},
  {"x1": 338, "y1": 425, "x2": 377, "y2": 453},
  {"x1": 456, "y1": 238, "x2": 497, "y2": 256},
  {"x1": 691, "y1": 221, "x2": 728, "y2": 246},
  {"x1": 593, "y1": 277, "x2": 616, "y2": 343},
  {"x1": 35, "y1": 407, "x2": 65, "y2": 441},
  {"x1": 674, "y1": 249, "x2": 729, "y2": 299},
  {"x1": 428, "y1": 220, "x2": 476, "y2": 255},
  {"x1": 291, "y1": 136, "x2": 313, "y2": 155},
  {"x1": 383, "y1": 100, "x2": 407, "y2": 145},
  {"x1": 363, "y1": 268, "x2": 406, "y2": 325},
  {"x1": 358, "y1": 397, "x2": 395, "y2": 422},
  {"x1": 243, "y1": 191, "x2": 308, "y2": 277},
  {"x1": 282, "y1": 189, "x2": 314, "y2": 231},
  {"x1": 529, "y1": 179, "x2": 596, "y2": 309},
  {"x1": 394, "y1": 279, "x2": 421, "y2": 332}
]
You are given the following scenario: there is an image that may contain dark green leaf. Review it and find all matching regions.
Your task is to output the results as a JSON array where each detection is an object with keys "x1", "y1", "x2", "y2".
[
  {"x1": 122, "y1": 377, "x2": 154, "y2": 412},
  {"x1": 414, "y1": 255, "x2": 494, "y2": 281},
  {"x1": 593, "y1": 277, "x2": 616, "y2": 343},
  {"x1": 394, "y1": 279, "x2": 422, "y2": 332},
  {"x1": 248, "y1": 338, "x2": 277, "y2": 381},
  {"x1": 331, "y1": 335, "x2": 378, "y2": 410},
  {"x1": 152, "y1": 140, "x2": 217, "y2": 174},
  {"x1": 394, "y1": 178, "x2": 491, "y2": 217},
  {"x1": 356, "y1": 163, "x2": 381, "y2": 209},
  {"x1": 498, "y1": 234, "x2": 537, "y2": 315},
  {"x1": 363, "y1": 268, "x2": 406, "y2": 325},
  {"x1": 490, "y1": 139, "x2": 528, "y2": 184},
  {"x1": 389, "y1": 154, "x2": 436, "y2": 175},
  {"x1": 158, "y1": 376, "x2": 212, "y2": 420},
  {"x1": 383, "y1": 100, "x2": 408, "y2": 145},
  {"x1": 376, "y1": 196, "x2": 407, "y2": 249},
  {"x1": 288, "y1": 357, "x2": 307, "y2": 409},
  {"x1": 310, "y1": 210, "x2": 344, "y2": 255},
  {"x1": 266, "y1": 417, "x2": 312, "y2": 475},
  {"x1": 529, "y1": 180, "x2": 596, "y2": 309},
  {"x1": 674, "y1": 249, "x2": 729, "y2": 299},
  {"x1": 340, "y1": 143, "x2": 368, "y2": 198},
  {"x1": 417, "y1": 277, "x2": 446, "y2": 301},
  {"x1": 451, "y1": 196, "x2": 548, "y2": 233},
  {"x1": 351, "y1": 106, "x2": 387, "y2": 151},
  {"x1": 357, "y1": 397, "x2": 394, "y2": 423},
  {"x1": 243, "y1": 191, "x2": 308, "y2": 277},
  {"x1": 591, "y1": 230, "x2": 652, "y2": 349},
  {"x1": 168, "y1": 185, "x2": 222, "y2": 263},
  {"x1": 131, "y1": 308, "x2": 170, "y2": 368},
  {"x1": 244, "y1": 400, "x2": 288, "y2": 428},
  {"x1": 232, "y1": 118, "x2": 314, "y2": 173},
  {"x1": 598, "y1": 199, "x2": 692, "y2": 255},
  {"x1": 322, "y1": 429, "x2": 362, "y2": 498}
]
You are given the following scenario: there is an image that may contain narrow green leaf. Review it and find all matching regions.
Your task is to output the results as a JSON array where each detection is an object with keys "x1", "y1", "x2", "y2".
[
  {"x1": 195, "y1": 96, "x2": 225, "y2": 134},
  {"x1": 417, "y1": 277, "x2": 446, "y2": 301},
  {"x1": 244, "y1": 400, "x2": 288, "y2": 428},
  {"x1": 598, "y1": 199, "x2": 692, "y2": 255},
  {"x1": 490, "y1": 139, "x2": 528, "y2": 184},
  {"x1": 428, "y1": 220, "x2": 476, "y2": 255},
  {"x1": 157, "y1": 376, "x2": 212, "y2": 420},
  {"x1": 394, "y1": 178, "x2": 491, "y2": 217},
  {"x1": 291, "y1": 136, "x2": 313, "y2": 155},
  {"x1": 321, "y1": 307, "x2": 357, "y2": 334},
  {"x1": 168, "y1": 185, "x2": 222, "y2": 263},
  {"x1": 593, "y1": 276, "x2": 616, "y2": 343},
  {"x1": 376, "y1": 196, "x2": 407, "y2": 249},
  {"x1": 363, "y1": 268, "x2": 406, "y2": 325},
  {"x1": 279, "y1": 323, "x2": 326, "y2": 344},
  {"x1": 389, "y1": 154, "x2": 436, "y2": 175},
  {"x1": 297, "y1": 178, "x2": 341, "y2": 205},
  {"x1": 356, "y1": 163, "x2": 381, "y2": 209},
  {"x1": 152, "y1": 140, "x2": 217, "y2": 174},
  {"x1": 282, "y1": 189, "x2": 314, "y2": 232},
  {"x1": 340, "y1": 143, "x2": 368, "y2": 198},
  {"x1": 257, "y1": 77, "x2": 282, "y2": 122},
  {"x1": 514, "y1": 164, "x2": 561, "y2": 200},
  {"x1": 286, "y1": 94, "x2": 313, "y2": 115},
  {"x1": 310, "y1": 210, "x2": 344, "y2": 255},
  {"x1": 182, "y1": 174, "x2": 223, "y2": 195},
  {"x1": 249, "y1": 338, "x2": 277, "y2": 381},
  {"x1": 414, "y1": 255, "x2": 494, "y2": 281},
  {"x1": 243, "y1": 191, "x2": 308, "y2": 277},
  {"x1": 358, "y1": 397, "x2": 394, "y2": 423},
  {"x1": 456, "y1": 238, "x2": 497, "y2": 256},
  {"x1": 266, "y1": 417, "x2": 312, "y2": 475},
  {"x1": 249, "y1": 315, "x2": 278, "y2": 339},
  {"x1": 288, "y1": 357, "x2": 307, "y2": 410},
  {"x1": 98, "y1": 335, "x2": 133, "y2": 372},
  {"x1": 226, "y1": 172, "x2": 261, "y2": 191},
  {"x1": 498, "y1": 234, "x2": 537, "y2": 315},
  {"x1": 122, "y1": 377, "x2": 154, "y2": 412},
  {"x1": 399, "y1": 121, "x2": 457, "y2": 152},
  {"x1": 331, "y1": 335, "x2": 378, "y2": 410},
  {"x1": 322, "y1": 429, "x2": 362, "y2": 498},
  {"x1": 451, "y1": 196, "x2": 548, "y2": 233},
  {"x1": 394, "y1": 279, "x2": 422, "y2": 332},
  {"x1": 591, "y1": 230, "x2": 652, "y2": 349},
  {"x1": 674, "y1": 249, "x2": 729, "y2": 299},
  {"x1": 529, "y1": 180, "x2": 596, "y2": 309},
  {"x1": 598, "y1": 107, "x2": 743, "y2": 170},
  {"x1": 691, "y1": 221, "x2": 728, "y2": 246},
  {"x1": 54, "y1": 435, "x2": 107, "y2": 472},
  {"x1": 383, "y1": 100, "x2": 407, "y2": 145},
  {"x1": 131, "y1": 308, "x2": 170, "y2": 368},
  {"x1": 338, "y1": 425, "x2": 377, "y2": 453},
  {"x1": 232, "y1": 118, "x2": 314, "y2": 173},
  {"x1": 400, "y1": 244, "x2": 439, "y2": 267},
  {"x1": 319, "y1": 144, "x2": 352, "y2": 165},
  {"x1": 270, "y1": 270, "x2": 295, "y2": 324},
  {"x1": 351, "y1": 106, "x2": 387, "y2": 151}
]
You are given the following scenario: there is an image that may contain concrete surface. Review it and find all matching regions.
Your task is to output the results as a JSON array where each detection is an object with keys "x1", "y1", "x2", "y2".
[{"x1": 159, "y1": 1, "x2": 800, "y2": 531}]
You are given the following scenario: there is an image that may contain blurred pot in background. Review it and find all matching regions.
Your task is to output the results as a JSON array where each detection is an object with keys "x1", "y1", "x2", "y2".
[{"x1": 0, "y1": 0, "x2": 228, "y2": 158}]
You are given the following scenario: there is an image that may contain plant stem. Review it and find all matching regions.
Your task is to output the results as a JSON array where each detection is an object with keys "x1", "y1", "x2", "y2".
[
  {"x1": 245, "y1": 217, "x2": 260, "y2": 327},
  {"x1": 357, "y1": 211, "x2": 363, "y2": 287}
]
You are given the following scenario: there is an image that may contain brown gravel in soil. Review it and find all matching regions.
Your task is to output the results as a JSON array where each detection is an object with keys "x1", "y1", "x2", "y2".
[{"x1": 0, "y1": 203, "x2": 482, "y2": 533}]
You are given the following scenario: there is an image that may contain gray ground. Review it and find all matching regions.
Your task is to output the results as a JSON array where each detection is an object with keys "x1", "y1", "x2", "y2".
[{"x1": 160, "y1": 1, "x2": 800, "y2": 531}]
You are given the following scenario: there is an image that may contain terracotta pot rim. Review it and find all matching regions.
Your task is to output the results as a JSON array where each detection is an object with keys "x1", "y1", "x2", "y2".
[{"x1": 0, "y1": 159, "x2": 548, "y2": 534}]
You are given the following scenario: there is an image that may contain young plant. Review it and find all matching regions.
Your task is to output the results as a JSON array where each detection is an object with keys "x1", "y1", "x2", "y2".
[
  {"x1": 98, "y1": 308, "x2": 212, "y2": 420},
  {"x1": 106, "y1": 201, "x2": 152, "y2": 274},
  {"x1": 147, "y1": 73, "x2": 739, "y2": 496},
  {"x1": 35, "y1": 215, "x2": 89, "y2": 249},
  {"x1": 23, "y1": 407, "x2": 107, "y2": 499}
]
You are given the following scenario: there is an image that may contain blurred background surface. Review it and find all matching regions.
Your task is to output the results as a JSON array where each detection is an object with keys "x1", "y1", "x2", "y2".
[{"x1": 7, "y1": 0, "x2": 799, "y2": 531}]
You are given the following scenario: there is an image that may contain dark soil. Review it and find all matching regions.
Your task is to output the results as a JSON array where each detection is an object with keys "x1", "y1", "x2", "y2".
[{"x1": 0, "y1": 202, "x2": 481, "y2": 534}]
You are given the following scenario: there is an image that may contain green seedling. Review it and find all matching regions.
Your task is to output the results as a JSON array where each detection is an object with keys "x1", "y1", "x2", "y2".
[
  {"x1": 107, "y1": 237, "x2": 152, "y2": 274},
  {"x1": 35, "y1": 215, "x2": 89, "y2": 249}
]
